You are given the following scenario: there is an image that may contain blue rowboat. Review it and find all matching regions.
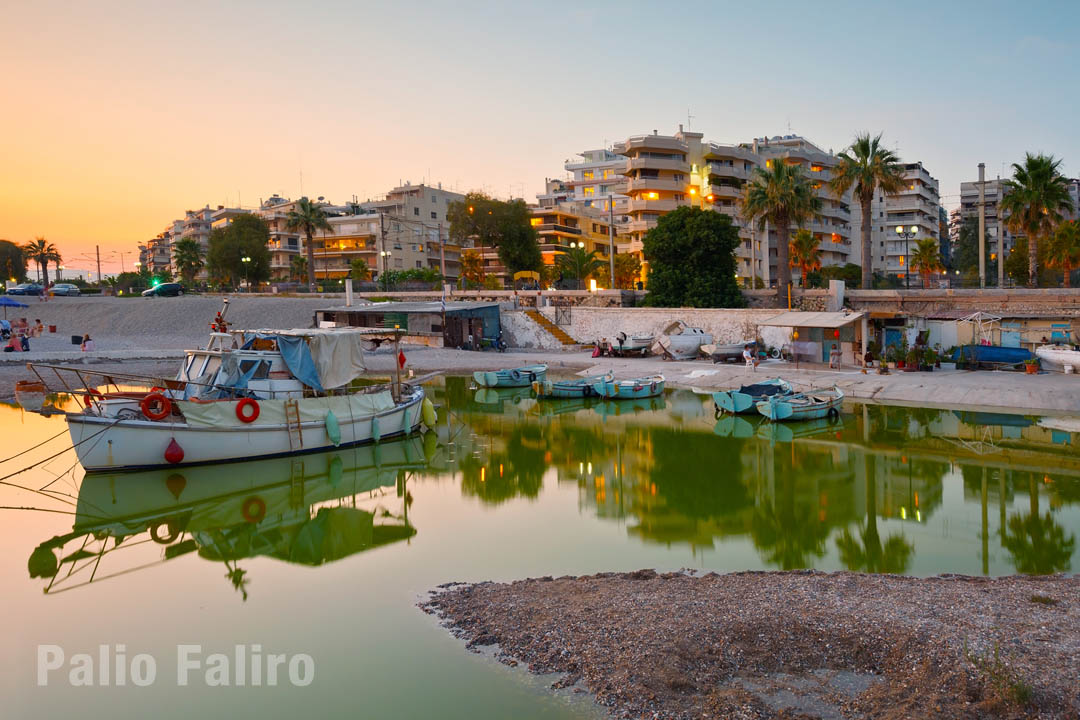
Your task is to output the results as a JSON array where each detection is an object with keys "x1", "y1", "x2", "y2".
[
  {"x1": 756, "y1": 386, "x2": 843, "y2": 422},
  {"x1": 952, "y1": 345, "x2": 1033, "y2": 369},
  {"x1": 591, "y1": 374, "x2": 665, "y2": 400},
  {"x1": 533, "y1": 371, "x2": 613, "y2": 399},
  {"x1": 473, "y1": 364, "x2": 547, "y2": 388},
  {"x1": 712, "y1": 378, "x2": 793, "y2": 414}
]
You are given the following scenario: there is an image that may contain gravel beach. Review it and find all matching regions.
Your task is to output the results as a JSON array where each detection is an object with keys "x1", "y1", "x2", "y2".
[{"x1": 422, "y1": 571, "x2": 1079, "y2": 719}]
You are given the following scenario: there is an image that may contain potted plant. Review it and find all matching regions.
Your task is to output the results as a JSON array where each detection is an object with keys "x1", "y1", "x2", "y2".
[
  {"x1": 905, "y1": 348, "x2": 921, "y2": 372},
  {"x1": 1024, "y1": 357, "x2": 1040, "y2": 374},
  {"x1": 940, "y1": 346, "x2": 957, "y2": 371},
  {"x1": 922, "y1": 347, "x2": 937, "y2": 372},
  {"x1": 885, "y1": 346, "x2": 898, "y2": 369}
]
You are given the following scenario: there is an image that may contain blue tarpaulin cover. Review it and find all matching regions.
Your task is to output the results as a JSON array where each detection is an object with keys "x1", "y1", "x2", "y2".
[{"x1": 243, "y1": 333, "x2": 324, "y2": 391}]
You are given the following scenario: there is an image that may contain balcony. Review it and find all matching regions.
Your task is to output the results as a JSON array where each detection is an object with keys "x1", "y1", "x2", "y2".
[
  {"x1": 707, "y1": 184, "x2": 743, "y2": 200},
  {"x1": 625, "y1": 177, "x2": 686, "y2": 193},
  {"x1": 624, "y1": 217, "x2": 660, "y2": 235},
  {"x1": 626, "y1": 198, "x2": 682, "y2": 214},
  {"x1": 706, "y1": 163, "x2": 751, "y2": 180},
  {"x1": 623, "y1": 156, "x2": 689, "y2": 174},
  {"x1": 616, "y1": 135, "x2": 688, "y2": 154},
  {"x1": 534, "y1": 223, "x2": 582, "y2": 235}
]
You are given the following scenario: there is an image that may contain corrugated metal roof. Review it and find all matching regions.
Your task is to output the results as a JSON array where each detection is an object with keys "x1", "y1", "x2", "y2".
[{"x1": 759, "y1": 311, "x2": 866, "y2": 328}]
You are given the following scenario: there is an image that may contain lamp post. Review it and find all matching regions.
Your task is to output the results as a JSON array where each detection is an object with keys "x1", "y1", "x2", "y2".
[
  {"x1": 241, "y1": 256, "x2": 251, "y2": 292},
  {"x1": 380, "y1": 250, "x2": 391, "y2": 289},
  {"x1": 894, "y1": 225, "x2": 918, "y2": 289}
]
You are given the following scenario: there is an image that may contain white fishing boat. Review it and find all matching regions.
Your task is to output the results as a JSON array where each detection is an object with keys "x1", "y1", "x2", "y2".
[
  {"x1": 611, "y1": 331, "x2": 654, "y2": 357},
  {"x1": 20, "y1": 300, "x2": 436, "y2": 472},
  {"x1": 1035, "y1": 344, "x2": 1080, "y2": 374},
  {"x1": 658, "y1": 323, "x2": 713, "y2": 360}
]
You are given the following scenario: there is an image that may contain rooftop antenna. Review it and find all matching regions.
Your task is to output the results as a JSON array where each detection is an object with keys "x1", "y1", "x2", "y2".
[{"x1": 687, "y1": 108, "x2": 695, "y2": 131}]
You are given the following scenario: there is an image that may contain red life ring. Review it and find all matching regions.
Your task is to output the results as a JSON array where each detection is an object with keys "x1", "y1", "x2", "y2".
[
  {"x1": 140, "y1": 392, "x2": 171, "y2": 421},
  {"x1": 236, "y1": 398, "x2": 260, "y2": 423},
  {"x1": 84, "y1": 388, "x2": 105, "y2": 405},
  {"x1": 242, "y1": 496, "x2": 266, "y2": 523}
]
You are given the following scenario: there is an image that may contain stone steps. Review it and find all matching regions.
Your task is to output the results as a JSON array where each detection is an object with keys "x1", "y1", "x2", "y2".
[{"x1": 524, "y1": 310, "x2": 578, "y2": 346}]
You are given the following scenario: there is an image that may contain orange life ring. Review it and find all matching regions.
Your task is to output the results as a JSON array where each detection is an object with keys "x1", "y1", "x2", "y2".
[
  {"x1": 140, "y1": 392, "x2": 171, "y2": 421},
  {"x1": 242, "y1": 496, "x2": 266, "y2": 523},
  {"x1": 236, "y1": 398, "x2": 260, "y2": 423},
  {"x1": 84, "y1": 389, "x2": 105, "y2": 405}
]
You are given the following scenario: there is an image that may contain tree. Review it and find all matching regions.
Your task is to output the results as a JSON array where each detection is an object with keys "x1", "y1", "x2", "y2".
[
  {"x1": 643, "y1": 206, "x2": 744, "y2": 308},
  {"x1": 171, "y1": 237, "x2": 204, "y2": 285},
  {"x1": 613, "y1": 253, "x2": 642, "y2": 290},
  {"x1": 447, "y1": 193, "x2": 541, "y2": 277},
  {"x1": 1042, "y1": 220, "x2": 1080, "y2": 288},
  {"x1": 154, "y1": 268, "x2": 174, "y2": 284},
  {"x1": 349, "y1": 257, "x2": 372, "y2": 282},
  {"x1": 289, "y1": 255, "x2": 308, "y2": 283},
  {"x1": 788, "y1": 229, "x2": 822, "y2": 286},
  {"x1": 460, "y1": 249, "x2": 483, "y2": 288},
  {"x1": 807, "y1": 262, "x2": 861, "y2": 289},
  {"x1": 555, "y1": 246, "x2": 604, "y2": 288},
  {"x1": 206, "y1": 214, "x2": 271, "y2": 288},
  {"x1": 285, "y1": 197, "x2": 333, "y2": 291},
  {"x1": 1001, "y1": 153, "x2": 1075, "y2": 287},
  {"x1": 909, "y1": 238, "x2": 944, "y2": 288},
  {"x1": 950, "y1": 216, "x2": 983, "y2": 275},
  {"x1": 836, "y1": 458, "x2": 913, "y2": 574},
  {"x1": 0, "y1": 240, "x2": 27, "y2": 283},
  {"x1": 22, "y1": 236, "x2": 61, "y2": 287},
  {"x1": 741, "y1": 160, "x2": 821, "y2": 298},
  {"x1": 829, "y1": 133, "x2": 907, "y2": 289}
]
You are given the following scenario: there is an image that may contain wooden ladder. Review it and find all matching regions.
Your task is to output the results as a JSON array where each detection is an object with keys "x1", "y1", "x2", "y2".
[{"x1": 284, "y1": 398, "x2": 303, "y2": 451}]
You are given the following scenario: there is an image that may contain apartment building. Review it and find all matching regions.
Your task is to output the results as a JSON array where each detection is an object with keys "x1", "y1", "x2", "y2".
[
  {"x1": 849, "y1": 162, "x2": 941, "y2": 284},
  {"x1": 254, "y1": 195, "x2": 305, "y2": 280},
  {"x1": 363, "y1": 182, "x2": 466, "y2": 281},
  {"x1": 610, "y1": 126, "x2": 854, "y2": 287},
  {"x1": 562, "y1": 149, "x2": 629, "y2": 215}
]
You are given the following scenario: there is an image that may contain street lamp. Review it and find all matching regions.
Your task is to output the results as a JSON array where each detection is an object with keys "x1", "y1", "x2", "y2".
[
  {"x1": 894, "y1": 225, "x2": 918, "y2": 289},
  {"x1": 241, "y1": 256, "x2": 251, "y2": 291}
]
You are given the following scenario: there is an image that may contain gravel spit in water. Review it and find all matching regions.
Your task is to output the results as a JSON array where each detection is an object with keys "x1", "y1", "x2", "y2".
[{"x1": 422, "y1": 570, "x2": 1079, "y2": 719}]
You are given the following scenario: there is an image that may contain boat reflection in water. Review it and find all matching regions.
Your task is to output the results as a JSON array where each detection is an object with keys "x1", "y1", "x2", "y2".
[{"x1": 29, "y1": 434, "x2": 437, "y2": 598}]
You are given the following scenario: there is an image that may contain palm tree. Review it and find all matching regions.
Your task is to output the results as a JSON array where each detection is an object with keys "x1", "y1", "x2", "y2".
[
  {"x1": 349, "y1": 257, "x2": 371, "y2": 282},
  {"x1": 836, "y1": 458, "x2": 913, "y2": 573},
  {"x1": 22, "y1": 236, "x2": 61, "y2": 287},
  {"x1": 828, "y1": 133, "x2": 907, "y2": 289},
  {"x1": 555, "y1": 246, "x2": 604, "y2": 289},
  {"x1": 788, "y1": 229, "x2": 822, "y2": 286},
  {"x1": 741, "y1": 160, "x2": 821, "y2": 299},
  {"x1": 1001, "y1": 153, "x2": 1075, "y2": 287},
  {"x1": 285, "y1": 197, "x2": 333, "y2": 290},
  {"x1": 171, "y1": 237, "x2": 204, "y2": 285},
  {"x1": 909, "y1": 237, "x2": 944, "y2": 288},
  {"x1": 289, "y1": 255, "x2": 308, "y2": 283},
  {"x1": 1042, "y1": 220, "x2": 1080, "y2": 288}
]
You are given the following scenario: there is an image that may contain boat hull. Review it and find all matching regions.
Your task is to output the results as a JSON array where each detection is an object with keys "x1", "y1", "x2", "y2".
[
  {"x1": 591, "y1": 376, "x2": 665, "y2": 400},
  {"x1": 1035, "y1": 345, "x2": 1080, "y2": 373},
  {"x1": 473, "y1": 365, "x2": 547, "y2": 388},
  {"x1": 533, "y1": 372, "x2": 612, "y2": 399},
  {"x1": 953, "y1": 344, "x2": 1033, "y2": 368},
  {"x1": 756, "y1": 387, "x2": 843, "y2": 422},
  {"x1": 713, "y1": 379, "x2": 792, "y2": 414},
  {"x1": 67, "y1": 388, "x2": 425, "y2": 472}
]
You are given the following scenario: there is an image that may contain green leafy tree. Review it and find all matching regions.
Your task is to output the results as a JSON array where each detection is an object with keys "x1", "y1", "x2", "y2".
[
  {"x1": 613, "y1": 252, "x2": 642, "y2": 289},
  {"x1": 807, "y1": 262, "x2": 861, "y2": 289},
  {"x1": 555, "y1": 246, "x2": 604, "y2": 288},
  {"x1": 447, "y1": 193, "x2": 541, "y2": 277},
  {"x1": 836, "y1": 458, "x2": 914, "y2": 574},
  {"x1": 112, "y1": 271, "x2": 146, "y2": 294},
  {"x1": 1001, "y1": 153, "x2": 1075, "y2": 287},
  {"x1": 171, "y1": 237, "x2": 205, "y2": 285},
  {"x1": 643, "y1": 206, "x2": 744, "y2": 308},
  {"x1": 0, "y1": 239, "x2": 28, "y2": 283},
  {"x1": 909, "y1": 237, "x2": 944, "y2": 288},
  {"x1": 153, "y1": 268, "x2": 174, "y2": 284},
  {"x1": 788, "y1": 228, "x2": 822, "y2": 286},
  {"x1": 950, "y1": 216, "x2": 984, "y2": 275},
  {"x1": 741, "y1": 160, "x2": 822, "y2": 298},
  {"x1": 285, "y1": 197, "x2": 333, "y2": 291},
  {"x1": 206, "y1": 214, "x2": 271, "y2": 288},
  {"x1": 22, "y1": 236, "x2": 61, "y2": 287},
  {"x1": 289, "y1": 255, "x2": 308, "y2": 283},
  {"x1": 459, "y1": 249, "x2": 483, "y2": 288},
  {"x1": 1042, "y1": 220, "x2": 1080, "y2": 288},
  {"x1": 349, "y1": 257, "x2": 372, "y2": 282},
  {"x1": 828, "y1": 133, "x2": 907, "y2": 289}
]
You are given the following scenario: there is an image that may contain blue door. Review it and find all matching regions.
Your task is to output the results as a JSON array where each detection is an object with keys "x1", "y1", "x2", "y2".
[
  {"x1": 885, "y1": 328, "x2": 901, "y2": 350},
  {"x1": 1001, "y1": 322, "x2": 1021, "y2": 348}
]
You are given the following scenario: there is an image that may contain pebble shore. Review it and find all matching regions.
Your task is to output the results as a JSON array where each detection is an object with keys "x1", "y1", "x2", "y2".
[{"x1": 422, "y1": 570, "x2": 1079, "y2": 719}]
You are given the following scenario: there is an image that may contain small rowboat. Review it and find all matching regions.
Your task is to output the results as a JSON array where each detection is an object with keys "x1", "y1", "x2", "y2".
[
  {"x1": 591, "y1": 375, "x2": 665, "y2": 400},
  {"x1": 756, "y1": 386, "x2": 843, "y2": 422},
  {"x1": 473, "y1": 364, "x2": 547, "y2": 388},
  {"x1": 533, "y1": 371, "x2": 613, "y2": 399},
  {"x1": 712, "y1": 378, "x2": 793, "y2": 414},
  {"x1": 1035, "y1": 344, "x2": 1080, "y2": 373}
]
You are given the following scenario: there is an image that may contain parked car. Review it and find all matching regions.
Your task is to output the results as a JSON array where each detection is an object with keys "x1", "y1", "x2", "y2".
[
  {"x1": 49, "y1": 283, "x2": 82, "y2": 296},
  {"x1": 141, "y1": 282, "x2": 185, "y2": 297},
  {"x1": 6, "y1": 283, "x2": 44, "y2": 295}
]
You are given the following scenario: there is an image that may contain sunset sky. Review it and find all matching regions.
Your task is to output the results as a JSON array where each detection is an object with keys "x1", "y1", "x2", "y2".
[{"x1": 3, "y1": 0, "x2": 1078, "y2": 276}]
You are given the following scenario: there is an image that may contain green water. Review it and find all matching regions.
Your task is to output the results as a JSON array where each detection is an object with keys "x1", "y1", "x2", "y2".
[{"x1": 2, "y1": 377, "x2": 1077, "y2": 719}]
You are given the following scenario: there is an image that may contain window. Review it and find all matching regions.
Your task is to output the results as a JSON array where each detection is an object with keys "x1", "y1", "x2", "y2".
[
  {"x1": 431, "y1": 211, "x2": 437, "y2": 219},
  {"x1": 583, "y1": 187, "x2": 595, "y2": 196},
  {"x1": 431, "y1": 194, "x2": 436, "y2": 203},
  {"x1": 413, "y1": 207, "x2": 419, "y2": 216},
  {"x1": 583, "y1": 171, "x2": 594, "y2": 180},
  {"x1": 416, "y1": 261, "x2": 422, "y2": 268}
]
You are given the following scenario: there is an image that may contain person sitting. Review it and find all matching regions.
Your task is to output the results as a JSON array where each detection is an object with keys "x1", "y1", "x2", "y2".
[
  {"x1": 4, "y1": 334, "x2": 20, "y2": 352},
  {"x1": 80, "y1": 334, "x2": 96, "y2": 352},
  {"x1": 743, "y1": 344, "x2": 756, "y2": 373},
  {"x1": 863, "y1": 349, "x2": 874, "y2": 367}
]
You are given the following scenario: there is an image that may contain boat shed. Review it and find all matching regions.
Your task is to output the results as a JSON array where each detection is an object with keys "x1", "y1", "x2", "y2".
[
  {"x1": 316, "y1": 301, "x2": 501, "y2": 348},
  {"x1": 759, "y1": 311, "x2": 868, "y2": 366}
]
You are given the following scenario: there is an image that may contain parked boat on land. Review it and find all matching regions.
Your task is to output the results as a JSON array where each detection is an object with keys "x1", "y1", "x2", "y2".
[
  {"x1": 713, "y1": 378, "x2": 793, "y2": 415},
  {"x1": 1035, "y1": 344, "x2": 1080, "y2": 373},
  {"x1": 18, "y1": 300, "x2": 433, "y2": 472},
  {"x1": 591, "y1": 375, "x2": 665, "y2": 400},
  {"x1": 611, "y1": 332, "x2": 654, "y2": 357},
  {"x1": 952, "y1": 344, "x2": 1033, "y2": 370},
  {"x1": 473, "y1": 365, "x2": 547, "y2": 388},
  {"x1": 657, "y1": 323, "x2": 712, "y2": 360},
  {"x1": 533, "y1": 371, "x2": 613, "y2": 399},
  {"x1": 756, "y1": 386, "x2": 844, "y2": 422},
  {"x1": 706, "y1": 340, "x2": 757, "y2": 363}
]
